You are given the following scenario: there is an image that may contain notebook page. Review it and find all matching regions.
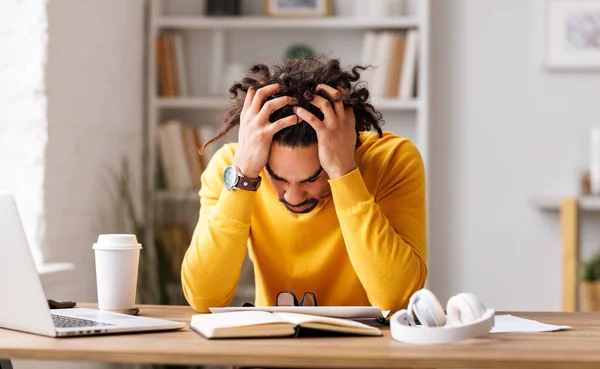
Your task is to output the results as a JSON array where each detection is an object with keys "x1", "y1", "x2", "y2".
[
  {"x1": 273, "y1": 312, "x2": 374, "y2": 329},
  {"x1": 192, "y1": 311, "x2": 289, "y2": 330}
]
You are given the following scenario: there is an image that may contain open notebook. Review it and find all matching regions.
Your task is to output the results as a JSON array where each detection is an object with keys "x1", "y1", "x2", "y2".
[{"x1": 190, "y1": 311, "x2": 383, "y2": 339}]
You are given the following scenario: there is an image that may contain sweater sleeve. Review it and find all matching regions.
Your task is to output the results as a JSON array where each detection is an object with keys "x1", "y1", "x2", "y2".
[
  {"x1": 181, "y1": 144, "x2": 255, "y2": 312},
  {"x1": 329, "y1": 140, "x2": 427, "y2": 313}
]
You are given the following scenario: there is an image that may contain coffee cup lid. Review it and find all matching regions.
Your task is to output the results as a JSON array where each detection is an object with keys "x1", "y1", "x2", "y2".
[{"x1": 93, "y1": 234, "x2": 142, "y2": 250}]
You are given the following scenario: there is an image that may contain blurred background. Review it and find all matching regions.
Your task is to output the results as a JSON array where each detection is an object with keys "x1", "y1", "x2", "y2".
[{"x1": 1, "y1": 0, "x2": 600, "y2": 368}]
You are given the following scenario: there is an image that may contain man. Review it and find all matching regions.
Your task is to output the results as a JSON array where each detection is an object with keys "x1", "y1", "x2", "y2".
[{"x1": 181, "y1": 57, "x2": 427, "y2": 314}]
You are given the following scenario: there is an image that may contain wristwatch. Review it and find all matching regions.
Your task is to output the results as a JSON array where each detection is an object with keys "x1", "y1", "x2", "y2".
[{"x1": 223, "y1": 165, "x2": 262, "y2": 191}]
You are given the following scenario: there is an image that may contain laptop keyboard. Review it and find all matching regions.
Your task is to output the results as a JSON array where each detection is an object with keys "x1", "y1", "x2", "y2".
[{"x1": 52, "y1": 314, "x2": 113, "y2": 329}]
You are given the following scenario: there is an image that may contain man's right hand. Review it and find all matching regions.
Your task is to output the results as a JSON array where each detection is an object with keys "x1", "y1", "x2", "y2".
[{"x1": 232, "y1": 83, "x2": 299, "y2": 178}]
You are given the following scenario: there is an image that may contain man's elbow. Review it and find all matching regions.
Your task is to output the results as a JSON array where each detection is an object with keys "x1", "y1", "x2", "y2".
[
  {"x1": 181, "y1": 273, "x2": 236, "y2": 313},
  {"x1": 181, "y1": 267, "x2": 209, "y2": 313},
  {"x1": 182, "y1": 283, "x2": 215, "y2": 313},
  {"x1": 377, "y1": 258, "x2": 428, "y2": 313},
  {"x1": 400, "y1": 258, "x2": 428, "y2": 309},
  {"x1": 188, "y1": 299, "x2": 211, "y2": 314}
]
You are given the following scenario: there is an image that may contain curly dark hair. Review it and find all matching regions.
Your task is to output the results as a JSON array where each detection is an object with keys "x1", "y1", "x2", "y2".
[{"x1": 203, "y1": 57, "x2": 384, "y2": 151}]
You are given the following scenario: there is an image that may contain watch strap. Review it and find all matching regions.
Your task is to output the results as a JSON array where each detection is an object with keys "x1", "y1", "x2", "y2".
[{"x1": 237, "y1": 174, "x2": 261, "y2": 191}]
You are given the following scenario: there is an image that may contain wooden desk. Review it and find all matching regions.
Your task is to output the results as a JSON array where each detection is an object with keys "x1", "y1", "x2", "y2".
[{"x1": 1, "y1": 304, "x2": 600, "y2": 369}]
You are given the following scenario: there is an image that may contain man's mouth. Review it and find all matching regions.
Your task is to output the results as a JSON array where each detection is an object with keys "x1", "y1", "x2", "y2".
[{"x1": 281, "y1": 199, "x2": 318, "y2": 214}]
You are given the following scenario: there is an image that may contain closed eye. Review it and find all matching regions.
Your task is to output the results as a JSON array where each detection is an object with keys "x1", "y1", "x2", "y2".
[
  {"x1": 299, "y1": 168, "x2": 324, "y2": 184},
  {"x1": 302, "y1": 174, "x2": 322, "y2": 184},
  {"x1": 266, "y1": 164, "x2": 323, "y2": 184},
  {"x1": 266, "y1": 164, "x2": 288, "y2": 183}
]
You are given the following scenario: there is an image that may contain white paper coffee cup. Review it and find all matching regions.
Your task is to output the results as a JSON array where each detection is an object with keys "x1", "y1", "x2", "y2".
[{"x1": 93, "y1": 234, "x2": 142, "y2": 312}]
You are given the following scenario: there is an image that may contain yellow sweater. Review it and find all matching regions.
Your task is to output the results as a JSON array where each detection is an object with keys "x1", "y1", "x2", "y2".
[{"x1": 182, "y1": 131, "x2": 427, "y2": 313}]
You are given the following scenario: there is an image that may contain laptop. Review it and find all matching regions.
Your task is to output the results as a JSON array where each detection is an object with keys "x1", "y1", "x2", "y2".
[{"x1": 0, "y1": 192, "x2": 185, "y2": 337}]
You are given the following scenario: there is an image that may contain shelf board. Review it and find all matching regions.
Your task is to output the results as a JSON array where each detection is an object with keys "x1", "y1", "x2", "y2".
[
  {"x1": 155, "y1": 16, "x2": 420, "y2": 30},
  {"x1": 530, "y1": 195, "x2": 600, "y2": 211},
  {"x1": 155, "y1": 189, "x2": 199, "y2": 202},
  {"x1": 155, "y1": 97, "x2": 420, "y2": 111},
  {"x1": 156, "y1": 97, "x2": 228, "y2": 109},
  {"x1": 374, "y1": 98, "x2": 420, "y2": 110}
]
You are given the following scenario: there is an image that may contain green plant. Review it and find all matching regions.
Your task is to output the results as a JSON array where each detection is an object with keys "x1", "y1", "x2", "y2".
[
  {"x1": 285, "y1": 44, "x2": 315, "y2": 60},
  {"x1": 581, "y1": 251, "x2": 600, "y2": 282},
  {"x1": 106, "y1": 157, "x2": 181, "y2": 305}
]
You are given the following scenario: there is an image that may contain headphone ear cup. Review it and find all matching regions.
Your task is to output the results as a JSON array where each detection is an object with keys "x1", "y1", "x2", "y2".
[
  {"x1": 410, "y1": 289, "x2": 446, "y2": 327},
  {"x1": 446, "y1": 293, "x2": 486, "y2": 326}
]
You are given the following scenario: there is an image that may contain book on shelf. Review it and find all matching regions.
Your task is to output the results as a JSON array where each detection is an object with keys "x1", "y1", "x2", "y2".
[
  {"x1": 399, "y1": 29, "x2": 419, "y2": 99},
  {"x1": 190, "y1": 311, "x2": 382, "y2": 339},
  {"x1": 157, "y1": 31, "x2": 188, "y2": 97},
  {"x1": 157, "y1": 120, "x2": 204, "y2": 190},
  {"x1": 370, "y1": 31, "x2": 393, "y2": 98},
  {"x1": 181, "y1": 125, "x2": 203, "y2": 189},
  {"x1": 361, "y1": 29, "x2": 419, "y2": 100},
  {"x1": 157, "y1": 121, "x2": 193, "y2": 189},
  {"x1": 156, "y1": 120, "x2": 230, "y2": 192}
]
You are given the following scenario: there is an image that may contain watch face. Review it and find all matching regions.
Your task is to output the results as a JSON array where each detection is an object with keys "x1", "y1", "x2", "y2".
[{"x1": 223, "y1": 166, "x2": 238, "y2": 189}]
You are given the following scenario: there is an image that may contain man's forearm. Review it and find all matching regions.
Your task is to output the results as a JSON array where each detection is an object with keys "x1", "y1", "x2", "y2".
[
  {"x1": 181, "y1": 189, "x2": 256, "y2": 312},
  {"x1": 329, "y1": 169, "x2": 427, "y2": 313}
]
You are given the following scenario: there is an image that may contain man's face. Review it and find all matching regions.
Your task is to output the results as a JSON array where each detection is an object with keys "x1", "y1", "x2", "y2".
[{"x1": 266, "y1": 143, "x2": 330, "y2": 214}]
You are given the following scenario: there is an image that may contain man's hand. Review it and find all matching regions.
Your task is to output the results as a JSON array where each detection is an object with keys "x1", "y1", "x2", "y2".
[
  {"x1": 293, "y1": 84, "x2": 357, "y2": 179},
  {"x1": 232, "y1": 83, "x2": 299, "y2": 178}
]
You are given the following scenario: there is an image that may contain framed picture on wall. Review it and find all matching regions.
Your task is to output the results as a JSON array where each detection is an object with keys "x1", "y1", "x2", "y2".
[
  {"x1": 265, "y1": 0, "x2": 331, "y2": 17},
  {"x1": 544, "y1": 0, "x2": 600, "y2": 71}
]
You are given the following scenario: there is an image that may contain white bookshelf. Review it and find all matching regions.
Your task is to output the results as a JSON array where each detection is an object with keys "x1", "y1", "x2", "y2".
[
  {"x1": 155, "y1": 15, "x2": 421, "y2": 30},
  {"x1": 155, "y1": 96, "x2": 421, "y2": 110},
  {"x1": 155, "y1": 97, "x2": 229, "y2": 109},
  {"x1": 146, "y1": 1, "x2": 431, "y2": 191},
  {"x1": 144, "y1": 0, "x2": 431, "y2": 306}
]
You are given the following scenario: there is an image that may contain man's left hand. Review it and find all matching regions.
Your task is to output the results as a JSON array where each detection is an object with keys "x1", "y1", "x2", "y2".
[{"x1": 293, "y1": 84, "x2": 357, "y2": 180}]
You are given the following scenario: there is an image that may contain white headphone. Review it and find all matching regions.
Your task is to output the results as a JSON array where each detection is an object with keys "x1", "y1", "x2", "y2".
[{"x1": 390, "y1": 288, "x2": 495, "y2": 345}]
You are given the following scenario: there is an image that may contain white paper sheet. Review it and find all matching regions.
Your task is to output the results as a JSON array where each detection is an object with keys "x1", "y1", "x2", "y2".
[{"x1": 490, "y1": 314, "x2": 572, "y2": 333}]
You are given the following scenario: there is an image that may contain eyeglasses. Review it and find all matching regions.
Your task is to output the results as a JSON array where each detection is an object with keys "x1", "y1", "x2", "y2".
[
  {"x1": 276, "y1": 291, "x2": 317, "y2": 307},
  {"x1": 241, "y1": 291, "x2": 318, "y2": 308}
]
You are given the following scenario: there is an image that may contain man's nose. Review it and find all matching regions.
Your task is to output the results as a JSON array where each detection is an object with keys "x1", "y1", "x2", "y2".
[{"x1": 284, "y1": 184, "x2": 306, "y2": 206}]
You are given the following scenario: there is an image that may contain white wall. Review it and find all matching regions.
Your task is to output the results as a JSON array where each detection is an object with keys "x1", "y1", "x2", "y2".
[
  {"x1": 44, "y1": 0, "x2": 145, "y2": 302},
  {"x1": 0, "y1": 0, "x2": 47, "y2": 266},
  {"x1": 429, "y1": 0, "x2": 600, "y2": 311}
]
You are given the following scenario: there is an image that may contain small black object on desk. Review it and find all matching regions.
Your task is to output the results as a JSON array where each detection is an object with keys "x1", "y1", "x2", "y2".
[
  {"x1": 47, "y1": 299, "x2": 76, "y2": 309},
  {"x1": 127, "y1": 307, "x2": 140, "y2": 316},
  {"x1": 47, "y1": 300, "x2": 140, "y2": 316}
]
